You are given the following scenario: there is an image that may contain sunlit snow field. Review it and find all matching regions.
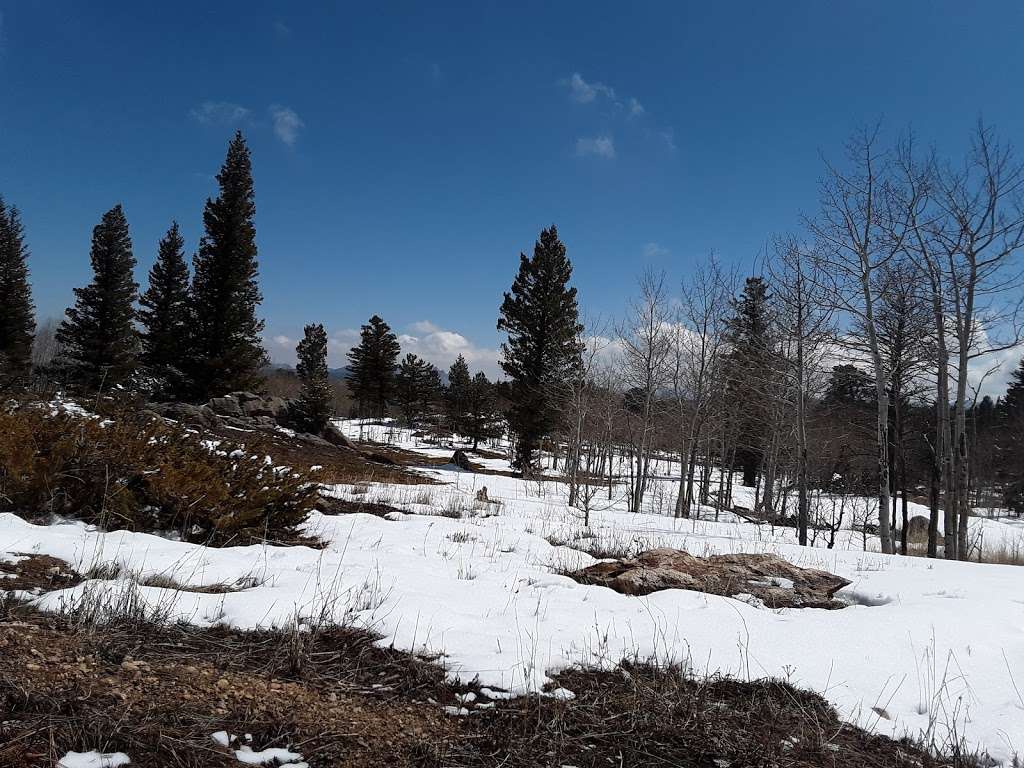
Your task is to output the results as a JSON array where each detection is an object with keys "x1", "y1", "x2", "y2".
[{"x1": 3, "y1": 417, "x2": 1024, "y2": 763}]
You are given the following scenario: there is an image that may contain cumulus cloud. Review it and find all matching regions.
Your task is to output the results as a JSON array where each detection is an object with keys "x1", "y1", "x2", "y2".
[
  {"x1": 272, "y1": 334, "x2": 294, "y2": 347},
  {"x1": 564, "y1": 72, "x2": 615, "y2": 104},
  {"x1": 399, "y1": 322, "x2": 501, "y2": 378},
  {"x1": 190, "y1": 101, "x2": 250, "y2": 125},
  {"x1": 576, "y1": 136, "x2": 616, "y2": 159},
  {"x1": 628, "y1": 97, "x2": 645, "y2": 117},
  {"x1": 269, "y1": 104, "x2": 304, "y2": 146}
]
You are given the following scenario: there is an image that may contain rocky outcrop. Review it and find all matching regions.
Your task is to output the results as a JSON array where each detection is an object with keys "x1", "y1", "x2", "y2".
[
  {"x1": 450, "y1": 449, "x2": 476, "y2": 471},
  {"x1": 151, "y1": 402, "x2": 221, "y2": 429},
  {"x1": 571, "y1": 548, "x2": 851, "y2": 609}
]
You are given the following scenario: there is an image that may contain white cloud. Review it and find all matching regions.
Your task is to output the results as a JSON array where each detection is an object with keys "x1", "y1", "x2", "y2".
[
  {"x1": 273, "y1": 20, "x2": 292, "y2": 37},
  {"x1": 272, "y1": 334, "x2": 294, "y2": 347},
  {"x1": 400, "y1": 322, "x2": 501, "y2": 378},
  {"x1": 661, "y1": 129, "x2": 677, "y2": 153},
  {"x1": 190, "y1": 101, "x2": 250, "y2": 125},
  {"x1": 564, "y1": 72, "x2": 615, "y2": 104},
  {"x1": 628, "y1": 97, "x2": 645, "y2": 117},
  {"x1": 642, "y1": 242, "x2": 669, "y2": 259},
  {"x1": 576, "y1": 136, "x2": 616, "y2": 159},
  {"x1": 269, "y1": 105, "x2": 304, "y2": 146}
]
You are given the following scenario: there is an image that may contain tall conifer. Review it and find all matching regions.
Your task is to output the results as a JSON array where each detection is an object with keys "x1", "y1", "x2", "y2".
[
  {"x1": 56, "y1": 205, "x2": 138, "y2": 390},
  {"x1": 139, "y1": 221, "x2": 192, "y2": 398},
  {"x1": 347, "y1": 315, "x2": 401, "y2": 418},
  {"x1": 497, "y1": 225, "x2": 582, "y2": 472},
  {"x1": 293, "y1": 323, "x2": 334, "y2": 432},
  {"x1": 190, "y1": 131, "x2": 268, "y2": 399},
  {"x1": 445, "y1": 354, "x2": 471, "y2": 434},
  {"x1": 0, "y1": 198, "x2": 36, "y2": 386}
]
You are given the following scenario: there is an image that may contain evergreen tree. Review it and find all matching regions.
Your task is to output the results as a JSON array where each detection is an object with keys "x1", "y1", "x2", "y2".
[
  {"x1": 395, "y1": 352, "x2": 441, "y2": 426},
  {"x1": 823, "y1": 364, "x2": 875, "y2": 406},
  {"x1": 465, "y1": 371, "x2": 499, "y2": 450},
  {"x1": 444, "y1": 354, "x2": 471, "y2": 435},
  {"x1": 347, "y1": 315, "x2": 401, "y2": 418},
  {"x1": 722, "y1": 276, "x2": 776, "y2": 487},
  {"x1": 190, "y1": 131, "x2": 268, "y2": 399},
  {"x1": 497, "y1": 225, "x2": 582, "y2": 472},
  {"x1": 56, "y1": 205, "x2": 138, "y2": 390},
  {"x1": 999, "y1": 357, "x2": 1024, "y2": 421},
  {"x1": 139, "y1": 221, "x2": 192, "y2": 398},
  {"x1": 0, "y1": 198, "x2": 36, "y2": 386},
  {"x1": 293, "y1": 323, "x2": 334, "y2": 432}
]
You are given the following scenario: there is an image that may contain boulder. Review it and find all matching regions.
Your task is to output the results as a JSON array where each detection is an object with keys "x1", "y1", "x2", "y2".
[
  {"x1": 905, "y1": 515, "x2": 931, "y2": 543},
  {"x1": 241, "y1": 396, "x2": 288, "y2": 419},
  {"x1": 451, "y1": 449, "x2": 475, "y2": 471},
  {"x1": 207, "y1": 395, "x2": 243, "y2": 417},
  {"x1": 572, "y1": 548, "x2": 851, "y2": 610},
  {"x1": 152, "y1": 402, "x2": 221, "y2": 429}
]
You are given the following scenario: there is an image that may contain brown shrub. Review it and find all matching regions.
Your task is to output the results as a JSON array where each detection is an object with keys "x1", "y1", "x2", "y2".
[{"x1": 0, "y1": 402, "x2": 316, "y2": 544}]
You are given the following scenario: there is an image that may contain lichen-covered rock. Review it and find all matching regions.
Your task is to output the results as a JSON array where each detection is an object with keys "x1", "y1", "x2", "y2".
[{"x1": 571, "y1": 548, "x2": 851, "y2": 609}]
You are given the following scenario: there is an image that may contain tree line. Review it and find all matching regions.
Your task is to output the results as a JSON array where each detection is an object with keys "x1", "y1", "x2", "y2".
[{"x1": 2, "y1": 123, "x2": 1023, "y2": 562}]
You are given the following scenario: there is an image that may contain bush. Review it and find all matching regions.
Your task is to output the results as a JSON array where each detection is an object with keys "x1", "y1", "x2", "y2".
[{"x1": 0, "y1": 402, "x2": 317, "y2": 544}]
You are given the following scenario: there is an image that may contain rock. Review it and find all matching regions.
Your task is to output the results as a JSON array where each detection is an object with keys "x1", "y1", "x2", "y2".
[
  {"x1": 153, "y1": 402, "x2": 221, "y2": 428},
  {"x1": 451, "y1": 450, "x2": 475, "y2": 471},
  {"x1": 571, "y1": 548, "x2": 851, "y2": 609},
  {"x1": 208, "y1": 396, "x2": 243, "y2": 417},
  {"x1": 475, "y1": 486, "x2": 489, "y2": 503},
  {"x1": 905, "y1": 515, "x2": 931, "y2": 543},
  {"x1": 241, "y1": 396, "x2": 288, "y2": 419}
]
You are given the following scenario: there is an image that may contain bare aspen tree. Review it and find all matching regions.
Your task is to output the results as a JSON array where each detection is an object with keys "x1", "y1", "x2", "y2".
[
  {"x1": 618, "y1": 270, "x2": 672, "y2": 513},
  {"x1": 894, "y1": 140, "x2": 956, "y2": 558},
  {"x1": 770, "y1": 237, "x2": 834, "y2": 545},
  {"x1": 932, "y1": 122, "x2": 1024, "y2": 558},
  {"x1": 564, "y1": 319, "x2": 611, "y2": 519},
  {"x1": 670, "y1": 257, "x2": 734, "y2": 517},
  {"x1": 809, "y1": 126, "x2": 909, "y2": 555}
]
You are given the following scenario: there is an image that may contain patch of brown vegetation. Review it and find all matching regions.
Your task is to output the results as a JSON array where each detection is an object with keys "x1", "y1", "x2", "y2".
[
  {"x1": 0, "y1": 553, "x2": 81, "y2": 593},
  {"x1": 0, "y1": 601, "x2": 975, "y2": 768}
]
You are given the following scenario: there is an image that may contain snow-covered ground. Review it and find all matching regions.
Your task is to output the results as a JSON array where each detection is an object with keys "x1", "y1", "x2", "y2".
[{"x1": 3, "y1": 417, "x2": 1024, "y2": 763}]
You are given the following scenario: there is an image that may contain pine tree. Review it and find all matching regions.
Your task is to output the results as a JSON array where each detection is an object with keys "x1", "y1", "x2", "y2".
[
  {"x1": 497, "y1": 225, "x2": 582, "y2": 472},
  {"x1": 347, "y1": 315, "x2": 401, "y2": 418},
  {"x1": 56, "y1": 205, "x2": 138, "y2": 390},
  {"x1": 722, "y1": 276, "x2": 777, "y2": 487},
  {"x1": 0, "y1": 198, "x2": 36, "y2": 387},
  {"x1": 293, "y1": 323, "x2": 334, "y2": 432},
  {"x1": 395, "y1": 353, "x2": 441, "y2": 426},
  {"x1": 444, "y1": 354, "x2": 471, "y2": 435},
  {"x1": 190, "y1": 131, "x2": 268, "y2": 400},
  {"x1": 465, "y1": 371, "x2": 499, "y2": 450},
  {"x1": 139, "y1": 222, "x2": 192, "y2": 398}
]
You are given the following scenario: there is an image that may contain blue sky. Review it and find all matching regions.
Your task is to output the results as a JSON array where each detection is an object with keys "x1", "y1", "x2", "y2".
[{"x1": 2, "y1": 2, "x2": 1023, "y2": 376}]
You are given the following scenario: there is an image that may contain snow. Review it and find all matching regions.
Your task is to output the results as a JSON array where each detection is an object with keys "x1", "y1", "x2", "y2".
[
  {"x1": 4, "y1": 418, "x2": 1024, "y2": 764},
  {"x1": 233, "y1": 745, "x2": 305, "y2": 765},
  {"x1": 57, "y1": 752, "x2": 131, "y2": 768}
]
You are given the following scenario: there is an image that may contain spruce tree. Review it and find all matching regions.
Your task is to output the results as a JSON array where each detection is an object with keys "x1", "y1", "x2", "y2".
[
  {"x1": 293, "y1": 323, "x2": 334, "y2": 432},
  {"x1": 497, "y1": 225, "x2": 582, "y2": 472},
  {"x1": 445, "y1": 354, "x2": 471, "y2": 435},
  {"x1": 722, "y1": 276, "x2": 776, "y2": 487},
  {"x1": 56, "y1": 205, "x2": 138, "y2": 390},
  {"x1": 0, "y1": 198, "x2": 36, "y2": 387},
  {"x1": 347, "y1": 315, "x2": 401, "y2": 418},
  {"x1": 139, "y1": 221, "x2": 192, "y2": 398},
  {"x1": 190, "y1": 131, "x2": 268, "y2": 399},
  {"x1": 395, "y1": 353, "x2": 441, "y2": 426},
  {"x1": 465, "y1": 371, "x2": 499, "y2": 450}
]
